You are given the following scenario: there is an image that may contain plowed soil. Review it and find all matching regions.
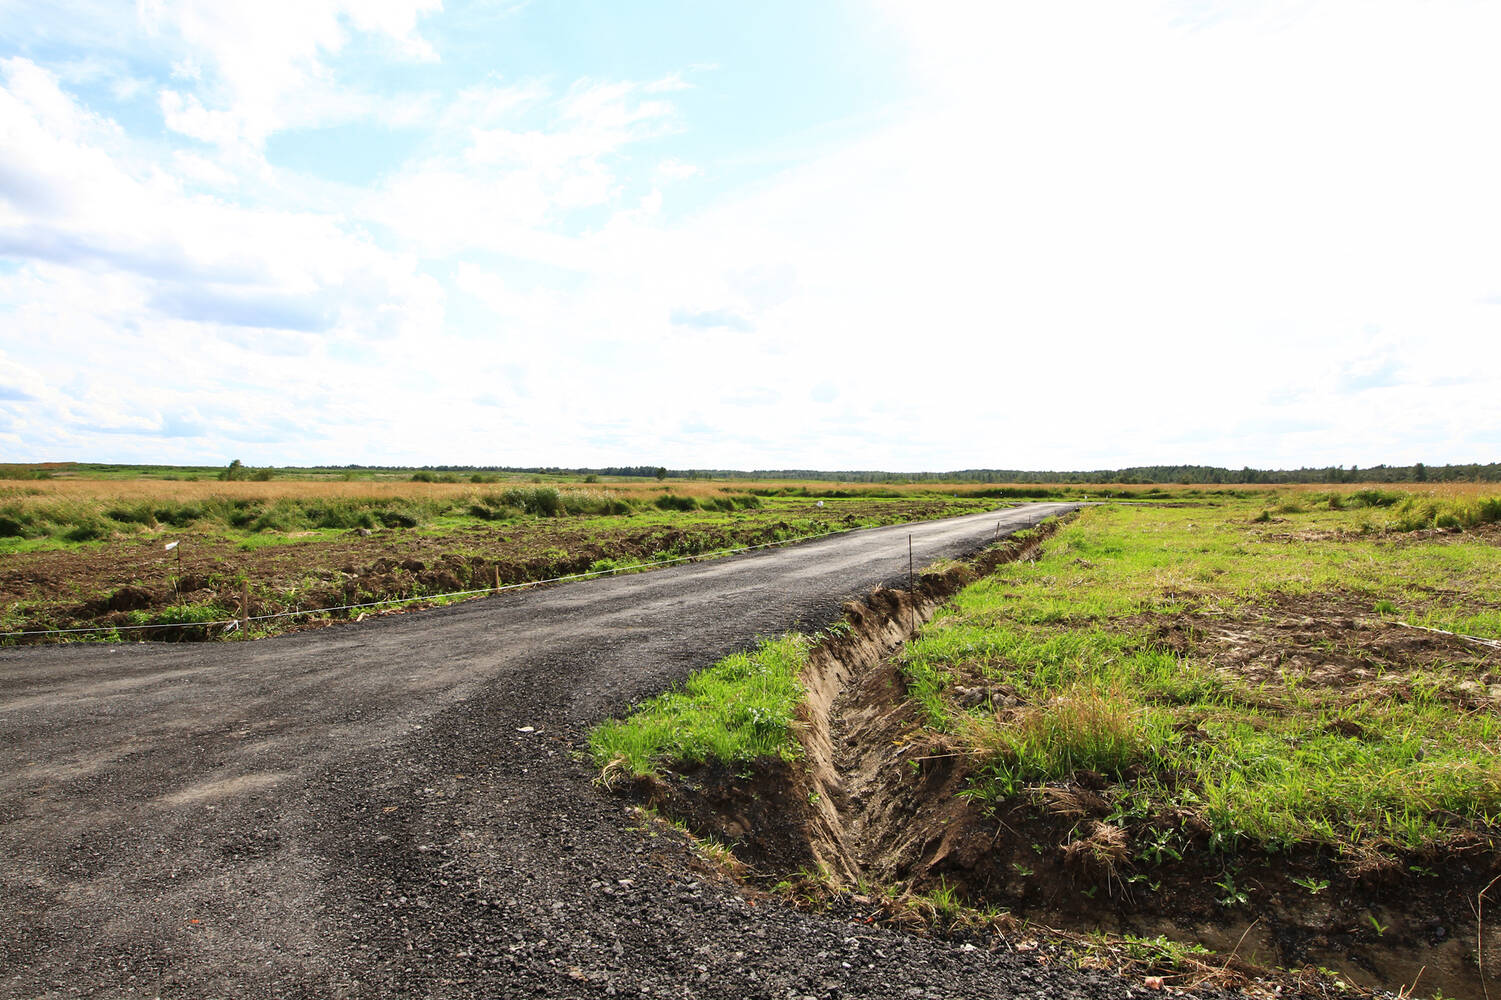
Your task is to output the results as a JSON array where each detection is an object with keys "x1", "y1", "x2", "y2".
[{"x1": 1, "y1": 499, "x2": 971, "y2": 641}]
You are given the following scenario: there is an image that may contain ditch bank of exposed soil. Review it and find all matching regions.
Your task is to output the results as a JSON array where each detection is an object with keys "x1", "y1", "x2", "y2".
[
  {"x1": 618, "y1": 522, "x2": 1501, "y2": 999},
  {"x1": 627, "y1": 526, "x2": 1062, "y2": 881}
]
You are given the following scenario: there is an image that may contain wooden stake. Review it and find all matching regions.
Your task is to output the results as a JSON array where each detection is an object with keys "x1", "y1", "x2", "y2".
[
  {"x1": 240, "y1": 579, "x2": 249, "y2": 638},
  {"x1": 493, "y1": 565, "x2": 501, "y2": 591},
  {"x1": 908, "y1": 534, "x2": 914, "y2": 591}
]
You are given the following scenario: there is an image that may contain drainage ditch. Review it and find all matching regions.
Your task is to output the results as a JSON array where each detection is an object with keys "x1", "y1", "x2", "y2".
[{"x1": 617, "y1": 521, "x2": 1501, "y2": 999}]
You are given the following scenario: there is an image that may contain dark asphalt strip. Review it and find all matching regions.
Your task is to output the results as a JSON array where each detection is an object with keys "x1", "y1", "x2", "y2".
[{"x1": 0, "y1": 503, "x2": 1214, "y2": 998}]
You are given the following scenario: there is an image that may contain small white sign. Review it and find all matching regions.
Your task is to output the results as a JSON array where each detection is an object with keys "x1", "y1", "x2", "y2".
[
  {"x1": 164, "y1": 541, "x2": 179, "y2": 551},
  {"x1": 816, "y1": 500, "x2": 824, "y2": 507}
]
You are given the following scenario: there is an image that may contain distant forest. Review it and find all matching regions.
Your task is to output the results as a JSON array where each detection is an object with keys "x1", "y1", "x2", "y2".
[{"x1": 375, "y1": 462, "x2": 1501, "y2": 484}]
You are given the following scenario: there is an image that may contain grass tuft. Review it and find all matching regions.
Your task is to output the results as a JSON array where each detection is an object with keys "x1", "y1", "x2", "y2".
[{"x1": 962, "y1": 688, "x2": 1175, "y2": 796}]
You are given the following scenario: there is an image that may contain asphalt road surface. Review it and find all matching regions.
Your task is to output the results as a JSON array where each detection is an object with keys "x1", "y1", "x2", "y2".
[{"x1": 0, "y1": 503, "x2": 1173, "y2": 999}]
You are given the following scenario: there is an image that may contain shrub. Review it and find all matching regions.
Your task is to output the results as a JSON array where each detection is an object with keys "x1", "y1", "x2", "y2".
[
  {"x1": 654, "y1": 494, "x2": 699, "y2": 512},
  {"x1": 494, "y1": 487, "x2": 569, "y2": 516},
  {"x1": 1383, "y1": 495, "x2": 1501, "y2": 532},
  {"x1": 533, "y1": 487, "x2": 562, "y2": 516},
  {"x1": 378, "y1": 509, "x2": 420, "y2": 529},
  {"x1": 250, "y1": 508, "x2": 299, "y2": 533},
  {"x1": 153, "y1": 504, "x2": 204, "y2": 527},
  {"x1": 560, "y1": 491, "x2": 598, "y2": 516},
  {"x1": 199, "y1": 497, "x2": 264, "y2": 528},
  {"x1": 306, "y1": 502, "x2": 378, "y2": 530},
  {"x1": 701, "y1": 495, "x2": 762, "y2": 512},
  {"x1": 105, "y1": 503, "x2": 156, "y2": 526},
  {"x1": 467, "y1": 501, "x2": 520, "y2": 521},
  {"x1": 64, "y1": 519, "x2": 111, "y2": 542},
  {"x1": 1348, "y1": 489, "x2": 1403, "y2": 508},
  {"x1": 1392, "y1": 497, "x2": 1438, "y2": 531}
]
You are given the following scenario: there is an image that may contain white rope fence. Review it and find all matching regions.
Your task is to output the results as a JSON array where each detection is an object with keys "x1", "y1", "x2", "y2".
[{"x1": 0, "y1": 520, "x2": 912, "y2": 641}]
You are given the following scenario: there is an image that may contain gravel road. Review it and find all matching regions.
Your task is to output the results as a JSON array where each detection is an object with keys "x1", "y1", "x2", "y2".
[{"x1": 1, "y1": 503, "x2": 1177, "y2": 999}]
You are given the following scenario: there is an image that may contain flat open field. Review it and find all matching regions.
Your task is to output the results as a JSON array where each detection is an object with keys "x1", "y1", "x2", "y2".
[
  {"x1": 5, "y1": 475, "x2": 1496, "y2": 644},
  {"x1": 593, "y1": 485, "x2": 1501, "y2": 996},
  {"x1": 0, "y1": 476, "x2": 1018, "y2": 642},
  {"x1": 2, "y1": 505, "x2": 1123, "y2": 1000}
]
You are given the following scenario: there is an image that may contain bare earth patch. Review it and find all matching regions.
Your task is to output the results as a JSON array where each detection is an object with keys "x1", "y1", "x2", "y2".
[{"x1": 1152, "y1": 597, "x2": 1501, "y2": 706}]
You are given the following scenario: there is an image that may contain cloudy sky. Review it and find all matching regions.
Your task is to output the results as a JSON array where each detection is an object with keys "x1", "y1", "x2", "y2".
[{"x1": 1, "y1": 1, "x2": 1498, "y2": 471}]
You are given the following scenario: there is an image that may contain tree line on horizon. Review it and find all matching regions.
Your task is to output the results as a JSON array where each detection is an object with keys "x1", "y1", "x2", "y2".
[
  {"x1": 344, "y1": 462, "x2": 1501, "y2": 484},
  {"x1": 16, "y1": 461, "x2": 1496, "y2": 484}
]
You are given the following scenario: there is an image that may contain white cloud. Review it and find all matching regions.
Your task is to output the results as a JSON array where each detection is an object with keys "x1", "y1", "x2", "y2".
[
  {"x1": 655, "y1": 158, "x2": 700, "y2": 182},
  {"x1": 4, "y1": 1, "x2": 1499, "y2": 469},
  {"x1": 0, "y1": 58, "x2": 447, "y2": 460},
  {"x1": 366, "y1": 77, "x2": 682, "y2": 257},
  {"x1": 1, "y1": 58, "x2": 435, "y2": 291},
  {"x1": 168, "y1": 56, "x2": 200, "y2": 81},
  {"x1": 642, "y1": 72, "x2": 693, "y2": 95},
  {"x1": 170, "y1": 149, "x2": 237, "y2": 188},
  {"x1": 158, "y1": 88, "x2": 239, "y2": 146},
  {"x1": 536, "y1": 0, "x2": 1501, "y2": 468},
  {"x1": 139, "y1": 0, "x2": 441, "y2": 149}
]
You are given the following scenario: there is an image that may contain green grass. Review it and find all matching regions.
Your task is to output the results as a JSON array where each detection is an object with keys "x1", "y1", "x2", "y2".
[
  {"x1": 0, "y1": 491, "x2": 642, "y2": 548},
  {"x1": 590, "y1": 634, "x2": 811, "y2": 779},
  {"x1": 233, "y1": 529, "x2": 349, "y2": 551},
  {"x1": 123, "y1": 600, "x2": 235, "y2": 626},
  {"x1": 904, "y1": 494, "x2": 1501, "y2": 856},
  {"x1": 0, "y1": 490, "x2": 969, "y2": 555}
]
